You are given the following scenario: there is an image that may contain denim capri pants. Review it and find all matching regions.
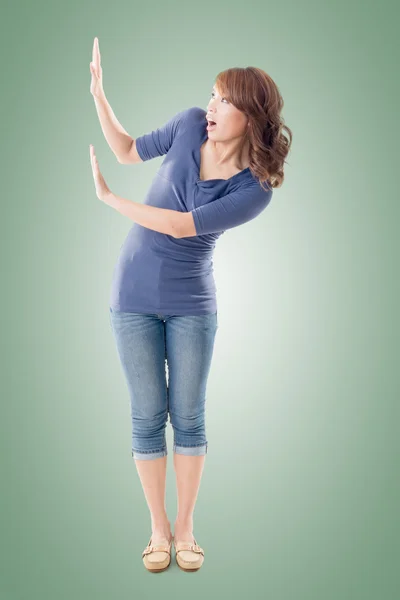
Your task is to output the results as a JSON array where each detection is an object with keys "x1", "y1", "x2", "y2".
[{"x1": 109, "y1": 307, "x2": 218, "y2": 460}]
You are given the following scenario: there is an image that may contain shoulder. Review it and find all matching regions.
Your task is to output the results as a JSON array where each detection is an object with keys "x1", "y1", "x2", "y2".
[
  {"x1": 134, "y1": 106, "x2": 206, "y2": 161},
  {"x1": 191, "y1": 106, "x2": 207, "y2": 119},
  {"x1": 174, "y1": 106, "x2": 206, "y2": 139},
  {"x1": 180, "y1": 106, "x2": 207, "y2": 122}
]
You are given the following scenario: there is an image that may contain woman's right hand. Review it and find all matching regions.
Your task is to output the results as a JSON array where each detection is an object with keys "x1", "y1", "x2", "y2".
[{"x1": 90, "y1": 37, "x2": 104, "y2": 98}]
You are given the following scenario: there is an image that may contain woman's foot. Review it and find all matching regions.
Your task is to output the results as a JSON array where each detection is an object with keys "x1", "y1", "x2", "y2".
[
  {"x1": 173, "y1": 519, "x2": 204, "y2": 571},
  {"x1": 142, "y1": 518, "x2": 173, "y2": 572}
]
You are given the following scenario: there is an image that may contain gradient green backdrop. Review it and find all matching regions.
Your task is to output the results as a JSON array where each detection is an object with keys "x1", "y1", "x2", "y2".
[{"x1": 1, "y1": 0, "x2": 398, "y2": 598}]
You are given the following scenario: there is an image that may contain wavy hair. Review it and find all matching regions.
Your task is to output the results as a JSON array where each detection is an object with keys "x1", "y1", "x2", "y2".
[{"x1": 215, "y1": 67, "x2": 292, "y2": 192}]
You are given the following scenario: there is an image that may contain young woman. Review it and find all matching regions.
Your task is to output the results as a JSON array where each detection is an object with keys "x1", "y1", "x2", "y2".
[{"x1": 89, "y1": 36, "x2": 292, "y2": 572}]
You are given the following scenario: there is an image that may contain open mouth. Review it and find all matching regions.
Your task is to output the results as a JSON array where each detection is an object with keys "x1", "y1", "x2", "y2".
[{"x1": 207, "y1": 119, "x2": 217, "y2": 130}]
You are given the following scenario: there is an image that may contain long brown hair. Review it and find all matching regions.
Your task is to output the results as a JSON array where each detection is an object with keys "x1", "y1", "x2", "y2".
[{"x1": 215, "y1": 67, "x2": 292, "y2": 192}]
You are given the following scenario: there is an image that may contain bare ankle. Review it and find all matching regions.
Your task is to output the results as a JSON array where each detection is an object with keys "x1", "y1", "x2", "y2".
[
  {"x1": 175, "y1": 516, "x2": 193, "y2": 526},
  {"x1": 151, "y1": 516, "x2": 171, "y2": 536},
  {"x1": 174, "y1": 517, "x2": 193, "y2": 535}
]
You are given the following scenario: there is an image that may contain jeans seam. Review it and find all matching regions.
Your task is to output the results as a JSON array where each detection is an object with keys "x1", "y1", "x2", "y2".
[
  {"x1": 173, "y1": 442, "x2": 208, "y2": 448},
  {"x1": 132, "y1": 447, "x2": 167, "y2": 454}
]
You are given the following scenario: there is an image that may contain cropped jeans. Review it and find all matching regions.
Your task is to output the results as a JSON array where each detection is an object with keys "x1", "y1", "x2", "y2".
[{"x1": 109, "y1": 307, "x2": 218, "y2": 460}]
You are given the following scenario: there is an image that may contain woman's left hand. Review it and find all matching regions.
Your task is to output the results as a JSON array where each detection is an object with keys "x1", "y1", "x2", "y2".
[{"x1": 89, "y1": 144, "x2": 112, "y2": 202}]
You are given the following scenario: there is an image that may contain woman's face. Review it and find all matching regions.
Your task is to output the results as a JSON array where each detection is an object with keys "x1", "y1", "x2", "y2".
[{"x1": 206, "y1": 83, "x2": 249, "y2": 141}]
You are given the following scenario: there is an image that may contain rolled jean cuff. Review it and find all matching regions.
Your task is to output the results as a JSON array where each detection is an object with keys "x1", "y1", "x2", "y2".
[
  {"x1": 173, "y1": 442, "x2": 208, "y2": 456},
  {"x1": 131, "y1": 447, "x2": 167, "y2": 460}
]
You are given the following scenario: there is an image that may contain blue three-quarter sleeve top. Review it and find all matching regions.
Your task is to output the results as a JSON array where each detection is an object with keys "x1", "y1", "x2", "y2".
[{"x1": 109, "y1": 106, "x2": 273, "y2": 315}]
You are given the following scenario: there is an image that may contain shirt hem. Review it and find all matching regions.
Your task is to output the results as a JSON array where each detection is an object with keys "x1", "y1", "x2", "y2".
[{"x1": 109, "y1": 301, "x2": 217, "y2": 316}]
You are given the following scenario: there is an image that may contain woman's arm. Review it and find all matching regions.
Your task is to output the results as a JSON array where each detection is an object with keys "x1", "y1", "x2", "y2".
[
  {"x1": 177, "y1": 182, "x2": 273, "y2": 238},
  {"x1": 89, "y1": 144, "x2": 180, "y2": 236},
  {"x1": 104, "y1": 192, "x2": 182, "y2": 237},
  {"x1": 90, "y1": 37, "x2": 137, "y2": 164},
  {"x1": 93, "y1": 90, "x2": 137, "y2": 164}
]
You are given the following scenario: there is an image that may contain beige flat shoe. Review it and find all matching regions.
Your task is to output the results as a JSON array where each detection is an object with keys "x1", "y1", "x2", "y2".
[
  {"x1": 174, "y1": 538, "x2": 204, "y2": 571},
  {"x1": 142, "y1": 535, "x2": 173, "y2": 572}
]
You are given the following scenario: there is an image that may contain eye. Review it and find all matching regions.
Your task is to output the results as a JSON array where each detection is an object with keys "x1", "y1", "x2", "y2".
[{"x1": 211, "y1": 91, "x2": 229, "y2": 103}]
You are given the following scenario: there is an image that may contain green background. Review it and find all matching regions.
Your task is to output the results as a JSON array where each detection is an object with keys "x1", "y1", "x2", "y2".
[{"x1": 1, "y1": 0, "x2": 398, "y2": 598}]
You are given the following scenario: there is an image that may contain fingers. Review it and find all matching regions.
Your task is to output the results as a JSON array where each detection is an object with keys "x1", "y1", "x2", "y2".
[
  {"x1": 89, "y1": 144, "x2": 108, "y2": 199},
  {"x1": 90, "y1": 145, "x2": 102, "y2": 180},
  {"x1": 90, "y1": 144, "x2": 98, "y2": 171},
  {"x1": 90, "y1": 61, "x2": 98, "y2": 79},
  {"x1": 92, "y1": 36, "x2": 101, "y2": 70}
]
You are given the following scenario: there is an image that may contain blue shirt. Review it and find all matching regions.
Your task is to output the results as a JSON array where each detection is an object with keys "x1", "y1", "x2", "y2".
[{"x1": 109, "y1": 106, "x2": 273, "y2": 315}]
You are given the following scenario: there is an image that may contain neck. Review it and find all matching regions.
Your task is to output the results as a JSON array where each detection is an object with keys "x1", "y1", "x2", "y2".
[{"x1": 210, "y1": 135, "x2": 250, "y2": 170}]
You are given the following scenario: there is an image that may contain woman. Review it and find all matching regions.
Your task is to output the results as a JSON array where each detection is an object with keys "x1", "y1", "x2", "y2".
[{"x1": 89, "y1": 37, "x2": 292, "y2": 572}]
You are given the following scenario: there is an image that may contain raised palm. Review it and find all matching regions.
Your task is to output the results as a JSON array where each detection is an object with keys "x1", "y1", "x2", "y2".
[{"x1": 90, "y1": 37, "x2": 103, "y2": 97}]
